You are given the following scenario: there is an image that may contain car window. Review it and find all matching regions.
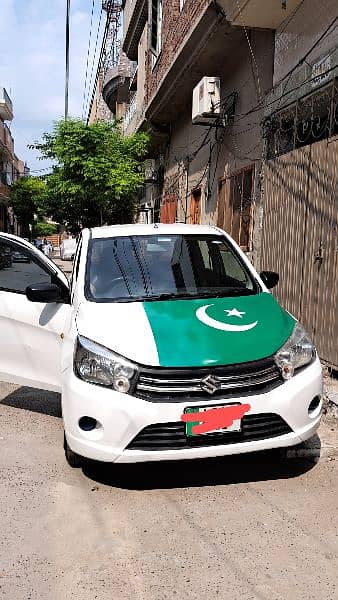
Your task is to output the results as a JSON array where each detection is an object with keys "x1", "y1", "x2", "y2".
[
  {"x1": 0, "y1": 241, "x2": 52, "y2": 294},
  {"x1": 219, "y1": 244, "x2": 251, "y2": 286},
  {"x1": 70, "y1": 238, "x2": 82, "y2": 293},
  {"x1": 86, "y1": 234, "x2": 258, "y2": 302}
]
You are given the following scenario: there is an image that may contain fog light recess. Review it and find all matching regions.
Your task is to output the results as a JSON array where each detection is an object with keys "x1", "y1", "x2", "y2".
[
  {"x1": 308, "y1": 396, "x2": 322, "y2": 416},
  {"x1": 79, "y1": 416, "x2": 98, "y2": 431}
]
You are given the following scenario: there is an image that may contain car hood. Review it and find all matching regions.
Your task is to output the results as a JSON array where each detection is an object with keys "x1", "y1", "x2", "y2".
[{"x1": 75, "y1": 293, "x2": 296, "y2": 368}]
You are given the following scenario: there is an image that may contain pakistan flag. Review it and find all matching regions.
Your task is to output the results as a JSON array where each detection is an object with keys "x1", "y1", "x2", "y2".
[{"x1": 143, "y1": 292, "x2": 295, "y2": 368}]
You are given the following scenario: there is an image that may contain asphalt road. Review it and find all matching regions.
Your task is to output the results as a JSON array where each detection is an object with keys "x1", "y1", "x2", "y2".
[{"x1": 0, "y1": 253, "x2": 337, "y2": 600}]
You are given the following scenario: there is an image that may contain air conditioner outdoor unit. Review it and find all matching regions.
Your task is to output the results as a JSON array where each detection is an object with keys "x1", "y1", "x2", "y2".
[
  {"x1": 192, "y1": 77, "x2": 221, "y2": 125},
  {"x1": 144, "y1": 159, "x2": 158, "y2": 183}
]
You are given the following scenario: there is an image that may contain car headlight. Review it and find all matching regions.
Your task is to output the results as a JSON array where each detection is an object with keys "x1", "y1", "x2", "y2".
[
  {"x1": 274, "y1": 322, "x2": 316, "y2": 381},
  {"x1": 74, "y1": 336, "x2": 137, "y2": 393}
]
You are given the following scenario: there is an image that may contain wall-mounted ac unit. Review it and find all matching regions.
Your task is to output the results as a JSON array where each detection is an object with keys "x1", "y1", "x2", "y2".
[
  {"x1": 144, "y1": 159, "x2": 164, "y2": 184},
  {"x1": 192, "y1": 77, "x2": 221, "y2": 125}
]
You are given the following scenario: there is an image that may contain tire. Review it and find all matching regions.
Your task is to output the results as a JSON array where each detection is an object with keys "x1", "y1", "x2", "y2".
[{"x1": 64, "y1": 433, "x2": 82, "y2": 468}]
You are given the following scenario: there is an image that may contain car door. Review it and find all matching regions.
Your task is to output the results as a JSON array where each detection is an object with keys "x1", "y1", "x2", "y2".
[{"x1": 0, "y1": 235, "x2": 71, "y2": 392}]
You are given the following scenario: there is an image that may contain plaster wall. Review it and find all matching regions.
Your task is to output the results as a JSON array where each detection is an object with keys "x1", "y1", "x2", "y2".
[
  {"x1": 161, "y1": 28, "x2": 274, "y2": 266},
  {"x1": 273, "y1": 0, "x2": 338, "y2": 85}
]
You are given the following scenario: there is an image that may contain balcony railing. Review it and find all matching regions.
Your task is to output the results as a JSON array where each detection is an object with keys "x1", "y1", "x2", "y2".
[
  {"x1": 122, "y1": 92, "x2": 145, "y2": 135},
  {"x1": 123, "y1": 93, "x2": 137, "y2": 129},
  {"x1": 0, "y1": 88, "x2": 13, "y2": 121}
]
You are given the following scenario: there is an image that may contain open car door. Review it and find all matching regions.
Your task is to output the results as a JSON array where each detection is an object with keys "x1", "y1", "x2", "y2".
[{"x1": 0, "y1": 234, "x2": 71, "y2": 392}]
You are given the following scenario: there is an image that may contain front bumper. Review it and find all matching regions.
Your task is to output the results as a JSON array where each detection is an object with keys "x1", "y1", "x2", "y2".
[{"x1": 62, "y1": 357, "x2": 323, "y2": 463}]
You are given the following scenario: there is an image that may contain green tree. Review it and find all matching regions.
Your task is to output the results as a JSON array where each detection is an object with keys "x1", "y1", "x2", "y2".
[
  {"x1": 34, "y1": 221, "x2": 58, "y2": 237},
  {"x1": 31, "y1": 119, "x2": 149, "y2": 233},
  {"x1": 10, "y1": 177, "x2": 47, "y2": 237}
]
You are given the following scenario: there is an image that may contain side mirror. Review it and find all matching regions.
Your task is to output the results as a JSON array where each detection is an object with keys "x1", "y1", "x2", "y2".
[
  {"x1": 260, "y1": 271, "x2": 279, "y2": 289},
  {"x1": 26, "y1": 283, "x2": 65, "y2": 303}
]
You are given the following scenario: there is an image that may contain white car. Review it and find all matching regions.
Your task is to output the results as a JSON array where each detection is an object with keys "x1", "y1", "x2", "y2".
[
  {"x1": 60, "y1": 238, "x2": 77, "y2": 261},
  {"x1": 0, "y1": 225, "x2": 322, "y2": 468}
]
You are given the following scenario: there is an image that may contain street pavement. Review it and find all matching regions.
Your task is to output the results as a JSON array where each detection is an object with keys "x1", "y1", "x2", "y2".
[{"x1": 0, "y1": 254, "x2": 337, "y2": 600}]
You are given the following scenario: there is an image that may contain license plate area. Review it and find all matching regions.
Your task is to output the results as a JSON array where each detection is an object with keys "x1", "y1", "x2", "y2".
[{"x1": 184, "y1": 403, "x2": 242, "y2": 437}]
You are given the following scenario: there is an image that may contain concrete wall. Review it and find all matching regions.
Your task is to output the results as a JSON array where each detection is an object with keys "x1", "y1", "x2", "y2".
[
  {"x1": 160, "y1": 27, "x2": 274, "y2": 266},
  {"x1": 137, "y1": 23, "x2": 148, "y2": 114},
  {"x1": 273, "y1": 0, "x2": 338, "y2": 85}
]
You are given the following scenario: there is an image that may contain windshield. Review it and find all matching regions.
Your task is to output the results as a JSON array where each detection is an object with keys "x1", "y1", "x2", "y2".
[{"x1": 85, "y1": 234, "x2": 259, "y2": 302}]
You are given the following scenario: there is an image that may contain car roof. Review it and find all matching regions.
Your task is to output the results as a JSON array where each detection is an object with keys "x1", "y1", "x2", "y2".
[
  {"x1": 89, "y1": 223, "x2": 223, "y2": 239},
  {"x1": 62, "y1": 238, "x2": 77, "y2": 245}
]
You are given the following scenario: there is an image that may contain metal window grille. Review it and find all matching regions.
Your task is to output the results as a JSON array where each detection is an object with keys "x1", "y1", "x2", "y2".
[{"x1": 264, "y1": 78, "x2": 338, "y2": 159}]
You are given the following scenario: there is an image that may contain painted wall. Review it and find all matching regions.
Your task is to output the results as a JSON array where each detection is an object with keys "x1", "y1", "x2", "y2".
[
  {"x1": 273, "y1": 0, "x2": 337, "y2": 85},
  {"x1": 161, "y1": 28, "x2": 274, "y2": 266}
]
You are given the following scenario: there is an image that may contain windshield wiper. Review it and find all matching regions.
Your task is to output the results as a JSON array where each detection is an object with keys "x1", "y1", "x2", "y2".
[
  {"x1": 111, "y1": 289, "x2": 257, "y2": 303},
  {"x1": 141, "y1": 292, "x2": 195, "y2": 302},
  {"x1": 206, "y1": 288, "x2": 257, "y2": 298},
  {"x1": 110, "y1": 292, "x2": 194, "y2": 303}
]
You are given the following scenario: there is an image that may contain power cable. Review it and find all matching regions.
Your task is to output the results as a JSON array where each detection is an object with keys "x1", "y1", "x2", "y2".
[
  {"x1": 275, "y1": 15, "x2": 338, "y2": 112},
  {"x1": 86, "y1": 3, "x2": 113, "y2": 124},
  {"x1": 277, "y1": 0, "x2": 306, "y2": 34},
  {"x1": 81, "y1": 0, "x2": 96, "y2": 121},
  {"x1": 148, "y1": 6, "x2": 338, "y2": 222},
  {"x1": 83, "y1": 5, "x2": 104, "y2": 121},
  {"x1": 216, "y1": 1, "x2": 262, "y2": 101},
  {"x1": 65, "y1": 0, "x2": 71, "y2": 119}
]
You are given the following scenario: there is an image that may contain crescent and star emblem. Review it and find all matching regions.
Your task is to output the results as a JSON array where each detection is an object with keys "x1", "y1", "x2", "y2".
[{"x1": 196, "y1": 304, "x2": 258, "y2": 332}]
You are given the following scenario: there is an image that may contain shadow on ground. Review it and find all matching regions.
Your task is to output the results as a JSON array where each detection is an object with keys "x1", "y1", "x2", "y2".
[
  {"x1": 0, "y1": 386, "x2": 61, "y2": 418},
  {"x1": 0, "y1": 385, "x2": 321, "y2": 490},
  {"x1": 82, "y1": 435, "x2": 321, "y2": 491}
]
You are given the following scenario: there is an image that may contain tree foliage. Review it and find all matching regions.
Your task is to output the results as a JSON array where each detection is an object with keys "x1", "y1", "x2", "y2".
[
  {"x1": 10, "y1": 177, "x2": 47, "y2": 236},
  {"x1": 31, "y1": 119, "x2": 149, "y2": 233},
  {"x1": 34, "y1": 221, "x2": 58, "y2": 236}
]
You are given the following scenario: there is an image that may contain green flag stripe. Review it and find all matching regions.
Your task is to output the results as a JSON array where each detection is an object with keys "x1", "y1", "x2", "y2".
[{"x1": 143, "y1": 293, "x2": 295, "y2": 368}]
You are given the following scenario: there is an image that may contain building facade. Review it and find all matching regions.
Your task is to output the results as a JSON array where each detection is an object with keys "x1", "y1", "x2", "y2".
[
  {"x1": 103, "y1": 0, "x2": 338, "y2": 366},
  {"x1": 259, "y1": 0, "x2": 338, "y2": 369},
  {"x1": 0, "y1": 87, "x2": 26, "y2": 234},
  {"x1": 109, "y1": 0, "x2": 311, "y2": 263}
]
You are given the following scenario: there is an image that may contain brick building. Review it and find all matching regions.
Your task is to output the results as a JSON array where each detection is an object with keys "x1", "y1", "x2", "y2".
[
  {"x1": 103, "y1": 1, "x2": 307, "y2": 261},
  {"x1": 0, "y1": 87, "x2": 26, "y2": 234},
  {"x1": 104, "y1": 0, "x2": 337, "y2": 268},
  {"x1": 101, "y1": 0, "x2": 338, "y2": 367}
]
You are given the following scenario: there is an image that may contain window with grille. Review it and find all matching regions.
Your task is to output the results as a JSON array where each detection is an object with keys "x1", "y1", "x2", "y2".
[
  {"x1": 264, "y1": 80, "x2": 338, "y2": 159},
  {"x1": 150, "y1": 0, "x2": 163, "y2": 55}
]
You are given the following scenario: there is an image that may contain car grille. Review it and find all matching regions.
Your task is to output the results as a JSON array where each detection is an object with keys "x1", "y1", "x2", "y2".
[
  {"x1": 134, "y1": 357, "x2": 283, "y2": 402},
  {"x1": 126, "y1": 414, "x2": 292, "y2": 451}
]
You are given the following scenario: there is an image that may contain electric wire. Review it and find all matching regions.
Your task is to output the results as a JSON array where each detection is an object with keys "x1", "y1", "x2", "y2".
[
  {"x1": 65, "y1": 0, "x2": 71, "y2": 119},
  {"x1": 275, "y1": 15, "x2": 338, "y2": 112},
  {"x1": 86, "y1": 3, "x2": 113, "y2": 124},
  {"x1": 81, "y1": 0, "x2": 96, "y2": 121},
  {"x1": 83, "y1": 5, "x2": 104, "y2": 121},
  {"x1": 143, "y1": 4, "x2": 338, "y2": 222},
  {"x1": 277, "y1": 0, "x2": 306, "y2": 34},
  {"x1": 233, "y1": 0, "x2": 262, "y2": 101}
]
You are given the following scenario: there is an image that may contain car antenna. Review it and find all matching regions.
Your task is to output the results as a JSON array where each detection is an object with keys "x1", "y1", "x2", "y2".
[{"x1": 154, "y1": 223, "x2": 159, "y2": 229}]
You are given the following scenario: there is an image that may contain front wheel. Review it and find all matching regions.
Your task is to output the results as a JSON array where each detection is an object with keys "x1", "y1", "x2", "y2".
[{"x1": 64, "y1": 433, "x2": 82, "y2": 468}]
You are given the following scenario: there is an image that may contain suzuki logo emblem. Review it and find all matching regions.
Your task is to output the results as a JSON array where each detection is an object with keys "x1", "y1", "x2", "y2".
[{"x1": 200, "y1": 374, "x2": 222, "y2": 395}]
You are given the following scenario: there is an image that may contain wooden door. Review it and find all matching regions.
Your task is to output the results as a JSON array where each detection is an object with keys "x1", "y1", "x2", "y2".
[{"x1": 190, "y1": 188, "x2": 201, "y2": 224}]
